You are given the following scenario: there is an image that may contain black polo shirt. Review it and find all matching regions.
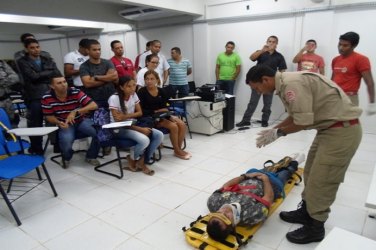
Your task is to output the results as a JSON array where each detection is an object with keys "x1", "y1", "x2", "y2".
[{"x1": 256, "y1": 51, "x2": 287, "y2": 71}]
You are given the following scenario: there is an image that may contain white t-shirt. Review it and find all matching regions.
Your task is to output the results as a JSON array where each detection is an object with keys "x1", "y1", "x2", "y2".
[
  {"x1": 136, "y1": 67, "x2": 163, "y2": 87},
  {"x1": 108, "y1": 93, "x2": 140, "y2": 122},
  {"x1": 63, "y1": 50, "x2": 89, "y2": 87},
  {"x1": 138, "y1": 51, "x2": 170, "y2": 81}
]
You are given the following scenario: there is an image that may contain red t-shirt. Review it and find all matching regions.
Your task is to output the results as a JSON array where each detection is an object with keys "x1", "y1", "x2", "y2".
[
  {"x1": 331, "y1": 52, "x2": 371, "y2": 93},
  {"x1": 297, "y1": 53, "x2": 325, "y2": 73},
  {"x1": 111, "y1": 56, "x2": 135, "y2": 78}
]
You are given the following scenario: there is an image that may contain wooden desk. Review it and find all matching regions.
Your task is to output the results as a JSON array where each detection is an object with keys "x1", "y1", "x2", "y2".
[{"x1": 315, "y1": 227, "x2": 376, "y2": 250}]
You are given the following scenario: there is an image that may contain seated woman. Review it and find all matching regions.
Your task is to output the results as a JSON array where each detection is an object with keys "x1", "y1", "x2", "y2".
[
  {"x1": 138, "y1": 70, "x2": 191, "y2": 160},
  {"x1": 136, "y1": 54, "x2": 163, "y2": 88},
  {"x1": 108, "y1": 76, "x2": 163, "y2": 175}
]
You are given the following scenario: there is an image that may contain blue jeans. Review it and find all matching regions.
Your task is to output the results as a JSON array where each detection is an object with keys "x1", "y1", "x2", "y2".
[
  {"x1": 114, "y1": 128, "x2": 163, "y2": 162},
  {"x1": 216, "y1": 80, "x2": 235, "y2": 95},
  {"x1": 59, "y1": 118, "x2": 100, "y2": 161},
  {"x1": 170, "y1": 84, "x2": 190, "y2": 97}
]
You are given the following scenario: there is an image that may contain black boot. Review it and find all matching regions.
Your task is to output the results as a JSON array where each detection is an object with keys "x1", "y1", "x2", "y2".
[
  {"x1": 286, "y1": 218, "x2": 325, "y2": 244},
  {"x1": 279, "y1": 200, "x2": 311, "y2": 224}
]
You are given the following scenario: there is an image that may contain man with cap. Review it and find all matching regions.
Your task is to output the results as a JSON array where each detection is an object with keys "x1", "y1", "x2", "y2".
[{"x1": 246, "y1": 64, "x2": 363, "y2": 244}]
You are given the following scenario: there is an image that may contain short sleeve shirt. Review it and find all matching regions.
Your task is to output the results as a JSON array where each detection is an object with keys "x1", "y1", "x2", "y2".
[
  {"x1": 167, "y1": 58, "x2": 192, "y2": 85},
  {"x1": 108, "y1": 93, "x2": 140, "y2": 122},
  {"x1": 331, "y1": 52, "x2": 371, "y2": 93},
  {"x1": 274, "y1": 72, "x2": 362, "y2": 129},
  {"x1": 257, "y1": 51, "x2": 287, "y2": 71},
  {"x1": 207, "y1": 178, "x2": 269, "y2": 226},
  {"x1": 79, "y1": 59, "x2": 116, "y2": 103},
  {"x1": 216, "y1": 52, "x2": 242, "y2": 80},
  {"x1": 64, "y1": 50, "x2": 89, "y2": 87},
  {"x1": 110, "y1": 56, "x2": 135, "y2": 78},
  {"x1": 137, "y1": 87, "x2": 168, "y2": 116},
  {"x1": 297, "y1": 53, "x2": 325, "y2": 73}
]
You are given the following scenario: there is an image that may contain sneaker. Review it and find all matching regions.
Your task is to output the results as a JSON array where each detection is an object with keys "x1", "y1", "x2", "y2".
[
  {"x1": 60, "y1": 160, "x2": 70, "y2": 169},
  {"x1": 280, "y1": 200, "x2": 311, "y2": 224},
  {"x1": 261, "y1": 121, "x2": 269, "y2": 127},
  {"x1": 236, "y1": 121, "x2": 251, "y2": 127},
  {"x1": 85, "y1": 158, "x2": 100, "y2": 167}
]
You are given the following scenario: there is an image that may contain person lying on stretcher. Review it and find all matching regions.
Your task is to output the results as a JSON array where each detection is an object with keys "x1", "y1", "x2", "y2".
[{"x1": 206, "y1": 153, "x2": 305, "y2": 241}]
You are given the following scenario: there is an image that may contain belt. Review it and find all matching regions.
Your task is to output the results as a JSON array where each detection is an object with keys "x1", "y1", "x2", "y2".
[
  {"x1": 345, "y1": 91, "x2": 358, "y2": 96},
  {"x1": 329, "y1": 119, "x2": 359, "y2": 128}
]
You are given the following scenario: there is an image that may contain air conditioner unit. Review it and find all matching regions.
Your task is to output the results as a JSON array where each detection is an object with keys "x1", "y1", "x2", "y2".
[{"x1": 119, "y1": 7, "x2": 176, "y2": 21}]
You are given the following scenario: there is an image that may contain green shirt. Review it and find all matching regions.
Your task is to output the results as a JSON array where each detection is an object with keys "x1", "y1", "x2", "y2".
[{"x1": 216, "y1": 52, "x2": 241, "y2": 80}]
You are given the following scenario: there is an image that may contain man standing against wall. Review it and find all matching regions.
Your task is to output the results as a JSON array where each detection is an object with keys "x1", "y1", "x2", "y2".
[
  {"x1": 215, "y1": 41, "x2": 241, "y2": 95},
  {"x1": 167, "y1": 47, "x2": 192, "y2": 97},
  {"x1": 293, "y1": 39, "x2": 325, "y2": 75},
  {"x1": 247, "y1": 64, "x2": 363, "y2": 244},
  {"x1": 135, "y1": 41, "x2": 152, "y2": 72},
  {"x1": 63, "y1": 38, "x2": 89, "y2": 88},
  {"x1": 138, "y1": 40, "x2": 170, "y2": 85},
  {"x1": 332, "y1": 31, "x2": 376, "y2": 114},
  {"x1": 80, "y1": 39, "x2": 118, "y2": 109},
  {"x1": 110, "y1": 40, "x2": 136, "y2": 79},
  {"x1": 236, "y1": 36, "x2": 287, "y2": 128},
  {"x1": 17, "y1": 39, "x2": 60, "y2": 154}
]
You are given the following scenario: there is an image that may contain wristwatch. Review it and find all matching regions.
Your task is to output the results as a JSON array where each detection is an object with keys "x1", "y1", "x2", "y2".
[{"x1": 277, "y1": 128, "x2": 287, "y2": 137}]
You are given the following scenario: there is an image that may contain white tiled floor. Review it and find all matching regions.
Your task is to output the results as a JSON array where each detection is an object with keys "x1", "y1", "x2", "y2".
[{"x1": 1, "y1": 116, "x2": 376, "y2": 249}]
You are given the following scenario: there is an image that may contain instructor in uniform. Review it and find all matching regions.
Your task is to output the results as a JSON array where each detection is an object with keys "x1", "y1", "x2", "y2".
[{"x1": 245, "y1": 65, "x2": 363, "y2": 244}]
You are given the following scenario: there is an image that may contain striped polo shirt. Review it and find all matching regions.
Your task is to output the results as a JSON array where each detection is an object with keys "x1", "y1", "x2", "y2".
[
  {"x1": 41, "y1": 87, "x2": 93, "y2": 123},
  {"x1": 167, "y1": 58, "x2": 192, "y2": 85}
]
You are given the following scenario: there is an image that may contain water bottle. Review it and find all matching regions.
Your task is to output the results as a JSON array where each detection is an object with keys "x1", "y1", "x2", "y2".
[{"x1": 175, "y1": 90, "x2": 179, "y2": 99}]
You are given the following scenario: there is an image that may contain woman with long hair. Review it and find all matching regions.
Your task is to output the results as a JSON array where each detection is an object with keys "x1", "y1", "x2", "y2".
[
  {"x1": 138, "y1": 70, "x2": 191, "y2": 160},
  {"x1": 108, "y1": 75, "x2": 163, "y2": 175}
]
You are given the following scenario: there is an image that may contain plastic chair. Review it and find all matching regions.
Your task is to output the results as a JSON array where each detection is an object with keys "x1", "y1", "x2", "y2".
[
  {"x1": 0, "y1": 108, "x2": 30, "y2": 156},
  {"x1": 0, "y1": 145, "x2": 58, "y2": 226}
]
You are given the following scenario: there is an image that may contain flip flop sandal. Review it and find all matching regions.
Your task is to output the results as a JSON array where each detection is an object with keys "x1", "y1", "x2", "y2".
[
  {"x1": 174, "y1": 153, "x2": 190, "y2": 160},
  {"x1": 142, "y1": 167, "x2": 155, "y2": 176},
  {"x1": 123, "y1": 166, "x2": 141, "y2": 172}
]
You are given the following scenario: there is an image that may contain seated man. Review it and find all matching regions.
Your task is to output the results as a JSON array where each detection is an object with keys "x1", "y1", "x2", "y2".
[
  {"x1": 206, "y1": 154, "x2": 304, "y2": 241},
  {"x1": 41, "y1": 74, "x2": 100, "y2": 168}
]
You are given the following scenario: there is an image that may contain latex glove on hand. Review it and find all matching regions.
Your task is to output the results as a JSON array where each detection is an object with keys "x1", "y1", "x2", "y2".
[
  {"x1": 256, "y1": 129, "x2": 279, "y2": 148},
  {"x1": 366, "y1": 103, "x2": 376, "y2": 116}
]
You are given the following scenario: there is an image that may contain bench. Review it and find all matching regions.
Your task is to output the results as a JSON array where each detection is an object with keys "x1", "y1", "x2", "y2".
[{"x1": 315, "y1": 227, "x2": 376, "y2": 250}]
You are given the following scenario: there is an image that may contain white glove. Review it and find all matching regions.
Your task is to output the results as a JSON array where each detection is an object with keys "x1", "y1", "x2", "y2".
[
  {"x1": 256, "y1": 129, "x2": 279, "y2": 148},
  {"x1": 366, "y1": 103, "x2": 376, "y2": 116}
]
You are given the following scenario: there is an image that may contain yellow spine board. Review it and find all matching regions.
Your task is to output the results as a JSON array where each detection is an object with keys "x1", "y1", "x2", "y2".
[{"x1": 184, "y1": 168, "x2": 304, "y2": 250}]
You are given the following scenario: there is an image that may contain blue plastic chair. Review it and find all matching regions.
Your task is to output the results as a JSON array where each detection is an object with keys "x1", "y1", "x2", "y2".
[
  {"x1": 0, "y1": 108, "x2": 30, "y2": 156},
  {"x1": 0, "y1": 144, "x2": 58, "y2": 226}
]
